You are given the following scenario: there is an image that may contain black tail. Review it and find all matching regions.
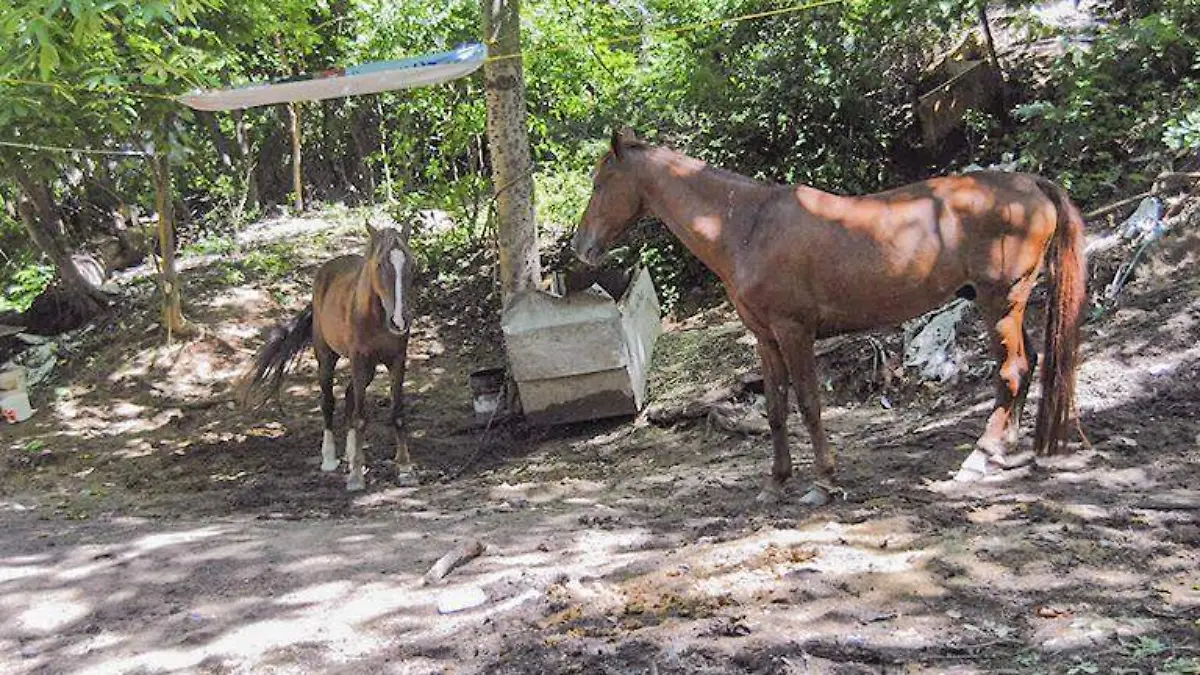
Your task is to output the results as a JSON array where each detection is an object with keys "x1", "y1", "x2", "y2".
[{"x1": 236, "y1": 305, "x2": 314, "y2": 410}]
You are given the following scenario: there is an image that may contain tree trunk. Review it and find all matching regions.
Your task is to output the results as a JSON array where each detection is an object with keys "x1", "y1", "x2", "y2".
[
  {"x1": 482, "y1": 0, "x2": 541, "y2": 302},
  {"x1": 977, "y1": 1, "x2": 1010, "y2": 126},
  {"x1": 196, "y1": 110, "x2": 235, "y2": 169},
  {"x1": 13, "y1": 172, "x2": 107, "y2": 320},
  {"x1": 977, "y1": 1, "x2": 1003, "y2": 79},
  {"x1": 150, "y1": 152, "x2": 193, "y2": 340},
  {"x1": 286, "y1": 102, "x2": 304, "y2": 212},
  {"x1": 376, "y1": 98, "x2": 394, "y2": 203},
  {"x1": 232, "y1": 109, "x2": 260, "y2": 209}
]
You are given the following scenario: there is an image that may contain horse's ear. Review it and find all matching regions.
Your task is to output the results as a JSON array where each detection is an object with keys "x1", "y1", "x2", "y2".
[
  {"x1": 611, "y1": 126, "x2": 642, "y2": 160},
  {"x1": 364, "y1": 217, "x2": 378, "y2": 239},
  {"x1": 610, "y1": 128, "x2": 624, "y2": 160}
]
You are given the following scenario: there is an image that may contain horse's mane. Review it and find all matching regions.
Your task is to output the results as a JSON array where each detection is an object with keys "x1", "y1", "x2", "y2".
[{"x1": 639, "y1": 144, "x2": 769, "y2": 188}]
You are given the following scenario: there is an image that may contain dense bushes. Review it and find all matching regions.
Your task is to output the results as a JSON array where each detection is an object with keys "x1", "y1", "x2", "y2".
[{"x1": 2, "y1": 0, "x2": 1197, "y2": 314}]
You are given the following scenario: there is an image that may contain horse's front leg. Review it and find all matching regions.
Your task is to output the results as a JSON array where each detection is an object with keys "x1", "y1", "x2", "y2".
[
  {"x1": 776, "y1": 323, "x2": 836, "y2": 506},
  {"x1": 755, "y1": 338, "x2": 793, "y2": 503},
  {"x1": 388, "y1": 353, "x2": 418, "y2": 487},
  {"x1": 345, "y1": 357, "x2": 376, "y2": 492}
]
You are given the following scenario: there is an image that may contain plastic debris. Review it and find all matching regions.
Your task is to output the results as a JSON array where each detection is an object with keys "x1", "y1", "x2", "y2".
[
  {"x1": 903, "y1": 299, "x2": 970, "y2": 383},
  {"x1": 1104, "y1": 197, "x2": 1166, "y2": 301},
  {"x1": 6, "y1": 340, "x2": 58, "y2": 388}
]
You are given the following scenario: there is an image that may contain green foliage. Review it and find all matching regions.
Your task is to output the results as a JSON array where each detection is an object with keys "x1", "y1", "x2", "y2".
[
  {"x1": 1164, "y1": 108, "x2": 1200, "y2": 151},
  {"x1": 535, "y1": 169, "x2": 593, "y2": 235},
  {"x1": 1, "y1": 0, "x2": 1198, "y2": 319},
  {"x1": 241, "y1": 246, "x2": 293, "y2": 281},
  {"x1": 182, "y1": 235, "x2": 238, "y2": 257},
  {"x1": 0, "y1": 255, "x2": 54, "y2": 314},
  {"x1": 1007, "y1": 0, "x2": 1200, "y2": 204}
]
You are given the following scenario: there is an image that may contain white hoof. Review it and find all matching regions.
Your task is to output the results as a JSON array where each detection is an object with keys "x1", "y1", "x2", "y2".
[
  {"x1": 320, "y1": 430, "x2": 337, "y2": 472},
  {"x1": 954, "y1": 448, "x2": 1031, "y2": 483},
  {"x1": 347, "y1": 475, "x2": 365, "y2": 492},
  {"x1": 953, "y1": 448, "x2": 991, "y2": 483}
]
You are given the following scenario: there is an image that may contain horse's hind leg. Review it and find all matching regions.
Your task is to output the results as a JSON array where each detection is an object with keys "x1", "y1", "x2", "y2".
[
  {"x1": 1008, "y1": 326, "x2": 1039, "y2": 448},
  {"x1": 387, "y1": 354, "x2": 418, "y2": 487},
  {"x1": 317, "y1": 344, "x2": 340, "y2": 472},
  {"x1": 958, "y1": 279, "x2": 1037, "y2": 481},
  {"x1": 345, "y1": 357, "x2": 376, "y2": 492}
]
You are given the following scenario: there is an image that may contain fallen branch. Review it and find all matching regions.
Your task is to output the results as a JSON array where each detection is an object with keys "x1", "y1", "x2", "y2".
[
  {"x1": 1085, "y1": 172, "x2": 1200, "y2": 221},
  {"x1": 423, "y1": 539, "x2": 486, "y2": 585},
  {"x1": 707, "y1": 402, "x2": 770, "y2": 435},
  {"x1": 1165, "y1": 178, "x2": 1200, "y2": 220}
]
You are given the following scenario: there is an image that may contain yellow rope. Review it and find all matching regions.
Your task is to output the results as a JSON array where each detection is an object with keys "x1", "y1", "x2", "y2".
[
  {"x1": 0, "y1": 76, "x2": 178, "y2": 101},
  {"x1": 0, "y1": 139, "x2": 147, "y2": 156},
  {"x1": 483, "y1": 0, "x2": 845, "y2": 63}
]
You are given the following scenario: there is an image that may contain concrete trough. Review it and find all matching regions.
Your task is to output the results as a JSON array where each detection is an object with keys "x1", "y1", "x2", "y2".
[{"x1": 501, "y1": 266, "x2": 661, "y2": 426}]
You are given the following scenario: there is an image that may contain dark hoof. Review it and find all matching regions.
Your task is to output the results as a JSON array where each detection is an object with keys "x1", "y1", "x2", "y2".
[
  {"x1": 799, "y1": 484, "x2": 832, "y2": 507},
  {"x1": 394, "y1": 465, "x2": 420, "y2": 487},
  {"x1": 756, "y1": 481, "x2": 785, "y2": 504}
]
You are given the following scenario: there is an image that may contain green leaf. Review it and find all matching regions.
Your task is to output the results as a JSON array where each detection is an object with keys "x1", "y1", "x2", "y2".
[{"x1": 38, "y1": 41, "x2": 60, "y2": 78}]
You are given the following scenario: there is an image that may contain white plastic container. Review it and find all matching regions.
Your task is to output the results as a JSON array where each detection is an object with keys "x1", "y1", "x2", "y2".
[
  {"x1": 1, "y1": 390, "x2": 33, "y2": 424},
  {"x1": 501, "y1": 266, "x2": 661, "y2": 426}
]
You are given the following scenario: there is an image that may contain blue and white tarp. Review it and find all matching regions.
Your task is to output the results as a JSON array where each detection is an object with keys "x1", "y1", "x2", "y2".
[{"x1": 179, "y1": 43, "x2": 486, "y2": 111}]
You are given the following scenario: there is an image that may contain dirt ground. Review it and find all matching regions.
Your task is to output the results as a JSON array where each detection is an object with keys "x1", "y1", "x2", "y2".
[{"x1": 1, "y1": 206, "x2": 1199, "y2": 675}]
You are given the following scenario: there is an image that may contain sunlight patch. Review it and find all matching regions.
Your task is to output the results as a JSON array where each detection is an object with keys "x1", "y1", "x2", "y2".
[{"x1": 14, "y1": 589, "x2": 90, "y2": 633}]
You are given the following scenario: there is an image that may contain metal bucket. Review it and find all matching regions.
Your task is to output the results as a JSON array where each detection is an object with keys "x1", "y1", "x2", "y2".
[{"x1": 468, "y1": 367, "x2": 506, "y2": 418}]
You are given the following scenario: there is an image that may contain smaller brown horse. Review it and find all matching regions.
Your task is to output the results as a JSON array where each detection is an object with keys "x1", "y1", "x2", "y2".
[
  {"x1": 238, "y1": 220, "x2": 416, "y2": 491},
  {"x1": 572, "y1": 129, "x2": 1087, "y2": 505}
]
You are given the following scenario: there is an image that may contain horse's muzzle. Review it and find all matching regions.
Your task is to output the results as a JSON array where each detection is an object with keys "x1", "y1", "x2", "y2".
[{"x1": 570, "y1": 230, "x2": 605, "y2": 268}]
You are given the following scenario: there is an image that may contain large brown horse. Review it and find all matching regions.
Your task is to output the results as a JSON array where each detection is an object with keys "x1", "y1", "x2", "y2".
[
  {"x1": 238, "y1": 221, "x2": 416, "y2": 491},
  {"x1": 571, "y1": 129, "x2": 1087, "y2": 505}
]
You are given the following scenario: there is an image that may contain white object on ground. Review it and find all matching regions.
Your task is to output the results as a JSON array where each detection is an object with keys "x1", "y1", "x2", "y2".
[
  {"x1": 903, "y1": 299, "x2": 970, "y2": 382},
  {"x1": 437, "y1": 586, "x2": 488, "y2": 614},
  {"x1": 1, "y1": 390, "x2": 33, "y2": 423}
]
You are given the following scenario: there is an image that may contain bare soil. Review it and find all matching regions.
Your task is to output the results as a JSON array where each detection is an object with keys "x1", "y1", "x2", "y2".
[{"x1": 1, "y1": 206, "x2": 1198, "y2": 675}]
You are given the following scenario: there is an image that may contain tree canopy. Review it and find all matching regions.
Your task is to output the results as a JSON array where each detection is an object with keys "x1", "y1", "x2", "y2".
[{"x1": 0, "y1": 0, "x2": 1197, "y2": 315}]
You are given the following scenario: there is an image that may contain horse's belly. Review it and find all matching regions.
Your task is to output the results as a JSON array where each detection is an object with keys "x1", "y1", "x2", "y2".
[{"x1": 814, "y1": 273, "x2": 965, "y2": 335}]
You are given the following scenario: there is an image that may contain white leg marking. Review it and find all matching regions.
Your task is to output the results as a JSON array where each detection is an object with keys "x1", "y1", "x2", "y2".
[
  {"x1": 346, "y1": 428, "x2": 365, "y2": 491},
  {"x1": 320, "y1": 429, "x2": 338, "y2": 472}
]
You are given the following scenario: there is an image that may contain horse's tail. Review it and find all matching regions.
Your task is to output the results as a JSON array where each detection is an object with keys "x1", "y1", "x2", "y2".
[
  {"x1": 236, "y1": 304, "x2": 314, "y2": 410},
  {"x1": 1032, "y1": 178, "x2": 1088, "y2": 455}
]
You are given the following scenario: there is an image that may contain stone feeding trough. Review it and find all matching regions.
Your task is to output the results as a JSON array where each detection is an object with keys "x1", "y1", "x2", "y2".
[{"x1": 501, "y1": 266, "x2": 662, "y2": 426}]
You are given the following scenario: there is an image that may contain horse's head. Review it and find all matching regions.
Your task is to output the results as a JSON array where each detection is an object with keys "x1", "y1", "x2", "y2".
[
  {"x1": 571, "y1": 127, "x2": 647, "y2": 267},
  {"x1": 365, "y1": 220, "x2": 414, "y2": 336}
]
